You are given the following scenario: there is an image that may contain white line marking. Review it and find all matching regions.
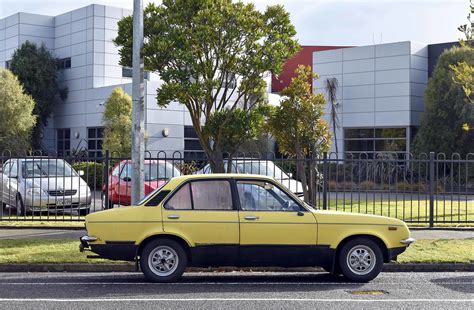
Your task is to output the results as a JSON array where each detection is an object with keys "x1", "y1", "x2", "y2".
[
  {"x1": 0, "y1": 298, "x2": 472, "y2": 302},
  {"x1": 0, "y1": 282, "x2": 471, "y2": 285}
]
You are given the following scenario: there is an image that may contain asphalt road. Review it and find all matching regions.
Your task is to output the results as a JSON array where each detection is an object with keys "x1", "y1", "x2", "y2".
[{"x1": 0, "y1": 272, "x2": 471, "y2": 309}]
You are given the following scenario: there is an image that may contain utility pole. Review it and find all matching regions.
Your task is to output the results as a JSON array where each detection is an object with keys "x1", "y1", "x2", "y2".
[{"x1": 131, "y1": 0, "x2": 145, "y2": 205}]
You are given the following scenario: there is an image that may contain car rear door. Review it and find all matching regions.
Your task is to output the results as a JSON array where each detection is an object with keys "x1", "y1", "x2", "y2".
[
  {"x1": 236, "y1": 179, "x2": 318, "y2": 266},
  {"x1": 162, "y1": 179, "x2": 239, "y2": 266}
]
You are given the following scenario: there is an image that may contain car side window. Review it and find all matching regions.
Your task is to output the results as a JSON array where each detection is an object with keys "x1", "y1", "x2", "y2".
[
  {"x1": 165, "y1": 183, "x2": 192, "y2": 210},
  {"x1": 164, "y1": 180, "x2": 233, "y2": 211},
  {"x1": 120, "y1": 163, "x2": 132, "y2": 179},
  {"x1": 111, "y1": 164, "x2": 122, "y2": 177},
  {"x1": 190, "y1": 180, "x2": 233, "y2": 210},
  {"x1": 236, "y1": 181, "x2": 302, "y2": 212}
]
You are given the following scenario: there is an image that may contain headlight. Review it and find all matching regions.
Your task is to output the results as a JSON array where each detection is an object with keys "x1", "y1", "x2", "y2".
[{"x1": 26, "y1": 187, "x2": 48, "y2": 196}]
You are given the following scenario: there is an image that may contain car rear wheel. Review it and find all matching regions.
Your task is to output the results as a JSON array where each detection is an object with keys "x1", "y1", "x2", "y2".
[
  {"x1": 338, "y1": 238, "x2": 383, "y2": 282},
  {"x1": 140, "y1": 239, "x2": 187, "y2": 283},
  {"x1": 15, "y1": 195, "x2": 26, "y2": 216}
]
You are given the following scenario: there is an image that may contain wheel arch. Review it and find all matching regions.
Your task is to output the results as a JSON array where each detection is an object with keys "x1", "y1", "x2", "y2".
[
  {"x1": 136, "y1": 233, "x2": 192, "y2": 262},
  {"x1": 335, "y1": 234, "x2": 390, "y2": 263}
]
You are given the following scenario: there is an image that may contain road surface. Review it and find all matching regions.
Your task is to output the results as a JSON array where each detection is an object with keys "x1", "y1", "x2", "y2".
[{"x1": 0, "y1": 272, "x2": 471, "y2": 309}]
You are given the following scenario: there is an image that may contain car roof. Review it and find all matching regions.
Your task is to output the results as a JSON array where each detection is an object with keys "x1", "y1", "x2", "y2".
[{"x1": 170, "y1": 173, "x2": 273, "y2": 182}]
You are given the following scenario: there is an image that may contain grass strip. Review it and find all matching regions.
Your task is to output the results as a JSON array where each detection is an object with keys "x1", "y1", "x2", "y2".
[{"x1": 0, "y1": 238, "x2": 472, "y2": 264}]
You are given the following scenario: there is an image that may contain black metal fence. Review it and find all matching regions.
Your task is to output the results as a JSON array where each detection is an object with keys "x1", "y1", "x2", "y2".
[{"x1": 0, "y1": 150, "x2": 473, "y2": 226}]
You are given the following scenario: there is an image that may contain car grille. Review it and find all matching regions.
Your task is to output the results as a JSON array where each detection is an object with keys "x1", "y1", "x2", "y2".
[{"x1": 48, "y1": 190, "x2": 77, "y2": 196}]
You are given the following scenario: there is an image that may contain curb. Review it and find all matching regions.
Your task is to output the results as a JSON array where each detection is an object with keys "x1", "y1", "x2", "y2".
[{"x1": 0, "y1": 263, "x2": 472, "y2": 273}]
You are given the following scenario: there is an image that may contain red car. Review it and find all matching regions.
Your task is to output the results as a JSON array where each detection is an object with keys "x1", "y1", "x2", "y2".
[{"x1": 102, "y1": 160, "x2": 181, "y2": 209}]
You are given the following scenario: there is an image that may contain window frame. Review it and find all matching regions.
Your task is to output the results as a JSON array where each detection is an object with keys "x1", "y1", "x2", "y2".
[
  {"x1": 163, "y1": 178, "x2": 237, "y2": 211},
  {"x1": 234, "y1": 178, "x2": 307, "y2": 212}
]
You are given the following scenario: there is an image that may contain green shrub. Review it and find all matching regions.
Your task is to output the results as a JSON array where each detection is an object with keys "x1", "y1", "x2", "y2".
[{"x1": 71, "y1": 161, "x2": 104, "y2": 190}]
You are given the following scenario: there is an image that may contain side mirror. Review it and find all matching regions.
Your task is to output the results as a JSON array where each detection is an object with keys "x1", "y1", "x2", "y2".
[
  {"x1": 78, "y1": 170, "x2": 85, "y2": 176},
  {"x1": 122, "y1": 176, "x2": 132, "y2": 182},
  {"x1": 288, "y1": 172, "x2": 293, "y2": 178}
]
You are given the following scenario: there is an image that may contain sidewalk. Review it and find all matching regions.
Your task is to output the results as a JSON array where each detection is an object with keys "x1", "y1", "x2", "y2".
[{"x1": 0, "y1": 228, "x2": 472, "y2": 240}]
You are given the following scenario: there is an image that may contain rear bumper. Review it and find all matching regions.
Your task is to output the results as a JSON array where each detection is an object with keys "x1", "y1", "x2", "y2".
[{"x1": 79, "y1": 235, "x2": 136, "y2": 261}]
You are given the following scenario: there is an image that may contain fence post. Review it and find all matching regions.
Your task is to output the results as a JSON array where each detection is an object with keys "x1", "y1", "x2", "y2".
[
  {"x1": 104, "y1": 150, "x2": 110, "y2": 210},
  {"x1": 429, "y1": 152, "x2": 435, "y2": 228},
  {"x1": 323, "y1": 152, "x2": 328, "y2": 210}
]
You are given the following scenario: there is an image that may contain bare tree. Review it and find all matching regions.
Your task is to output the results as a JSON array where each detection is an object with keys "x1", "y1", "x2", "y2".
[{"x1": 325, "y1": 77, "x2": 340, "y2": 154}]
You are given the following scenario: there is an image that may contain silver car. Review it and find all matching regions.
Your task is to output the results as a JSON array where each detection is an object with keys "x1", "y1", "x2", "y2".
[
  {"x1": 195, "y1": 159, "x2": 304, "y2": 196},
  {"x1": 0, "y1": 158, "x2": 92, "y2": 215}
]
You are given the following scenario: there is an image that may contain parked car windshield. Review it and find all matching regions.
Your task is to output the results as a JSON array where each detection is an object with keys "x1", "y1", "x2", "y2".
[
  {"x1": 235, "y1": 161, "x2": 291, "y2": 179},
  {"x1": 121, "y1": 162, "x2": 181, "y2": 180},
  {"x1": 22, "y1": 159, "x2": 75, "y2": 178}
]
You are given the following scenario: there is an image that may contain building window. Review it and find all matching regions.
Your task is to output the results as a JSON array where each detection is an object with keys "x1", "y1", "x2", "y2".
[
  {"x1": 5, "y1": 60, "x2": 11, "y2": 69},
  {"x1": 87, "y1": 127, "x2": 104, "y2": 158},
  {"x1": 122, "y1": 67, "x2": 150, "y2": 79},
  {"x1": 184, "y1": 126, "x2": 205, "y2": 159},
  {"x1": 344, "y1": 128, "x2": 407, "y2": 157},
  {"x1": 57, "y1": 129, "x2": 71, "y2": 157},
  {"x1": 57, "y1": 58, "x2": 71, "y2": 70}
]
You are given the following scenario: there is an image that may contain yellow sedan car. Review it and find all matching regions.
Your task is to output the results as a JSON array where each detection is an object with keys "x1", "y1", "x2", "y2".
[{"x1": 80, "y1": 174, "x2": 414, "y2": 283}]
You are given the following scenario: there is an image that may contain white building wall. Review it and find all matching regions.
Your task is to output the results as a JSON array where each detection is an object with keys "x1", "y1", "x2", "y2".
[
  {"x1": 1, "y1": 5, "x2": 191, "y2": 155},
  {"x1": 313, "y1": 41, "x2": 428, "y2": 156}
]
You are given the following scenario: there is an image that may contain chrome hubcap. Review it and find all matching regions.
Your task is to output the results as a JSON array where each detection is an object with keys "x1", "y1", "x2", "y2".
[
  {"x1": 148, "y1": 246, "x2": 179, "y2": 277},
  {"x1": 347, "y1": 245, "x2": 376, "y2": 275}
]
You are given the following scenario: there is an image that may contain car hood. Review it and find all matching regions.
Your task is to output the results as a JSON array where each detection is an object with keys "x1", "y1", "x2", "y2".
[{"x1": 24, "y1": 177, "x2": 89, "y2": 191}]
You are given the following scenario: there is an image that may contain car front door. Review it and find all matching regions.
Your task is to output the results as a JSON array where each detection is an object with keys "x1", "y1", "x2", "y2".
[
  {"x1": 162, "y1": 179, "x2": 239, "y2": 266},
  {"x1": 237, "y1": 179, "x2": 318, "y2": 266}
]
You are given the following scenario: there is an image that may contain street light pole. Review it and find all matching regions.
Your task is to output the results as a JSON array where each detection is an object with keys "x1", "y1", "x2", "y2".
[{"x1": 131, "y1": 0, "x2": 145, "y2": 205}]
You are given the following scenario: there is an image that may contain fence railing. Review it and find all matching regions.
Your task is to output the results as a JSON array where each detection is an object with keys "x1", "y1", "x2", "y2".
[{"x1": 0, "y1": 150, "x2": 472, "y2": 226}]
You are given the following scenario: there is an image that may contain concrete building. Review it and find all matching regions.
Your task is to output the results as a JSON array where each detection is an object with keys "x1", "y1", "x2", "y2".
[
  {"x1": 311, "y1": 41, "x2": 457, "y2": 157},
  {"x1": 0, "y1": 4, "x2": 459, "y2": 159},
  {"x1": 0, "y1": 4, "x2": 211, "y2": 157}
]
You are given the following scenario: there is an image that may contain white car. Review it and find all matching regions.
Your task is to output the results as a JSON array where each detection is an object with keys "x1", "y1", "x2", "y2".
[
  {"x1": 1, "y1": 158, "x2": 92, "y2": 215},
  {"x1": 195, "y1": 159, "x2": 304, "y2": 196}
]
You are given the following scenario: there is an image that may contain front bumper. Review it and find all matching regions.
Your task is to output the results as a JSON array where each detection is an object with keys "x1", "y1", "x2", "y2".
[
  {"x1": 25, "y1": 193, "x2": 92, "y2": 210},
  {"x1": 400, "y1": 237, "x2": 416, "y2": 245}
]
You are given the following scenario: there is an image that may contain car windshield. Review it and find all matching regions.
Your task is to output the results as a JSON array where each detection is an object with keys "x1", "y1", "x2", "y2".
[
  {"x1": 235, "y1": 161, "x2": 291, "y2": 179},
  {"x1": 121, "y1": 162, "x2": 181, "y2": 180},
  {"x1": 22, "y1": 159, "x2": 75, "y2": 178}
]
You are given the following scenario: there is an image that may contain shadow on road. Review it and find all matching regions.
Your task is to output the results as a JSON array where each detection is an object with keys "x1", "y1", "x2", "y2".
[{"x1": 431, "y1": 275, "x2": 474, "y2": 293}]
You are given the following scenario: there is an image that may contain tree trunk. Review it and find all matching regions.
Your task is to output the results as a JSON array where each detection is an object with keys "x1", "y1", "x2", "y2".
[{"x1": 295, "y1": 145, "x2": 309, "y2": 203}]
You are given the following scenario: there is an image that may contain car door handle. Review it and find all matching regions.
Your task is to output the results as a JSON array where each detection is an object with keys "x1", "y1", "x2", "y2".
[
  {"x1": 244, "y1": 215, "x2": 259, "y2": 220},
  {"x1": 167, "y1": 214, "x2": 180, "y2": 220}
]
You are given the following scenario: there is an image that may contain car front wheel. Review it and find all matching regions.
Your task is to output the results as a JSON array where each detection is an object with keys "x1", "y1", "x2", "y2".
[
  {"x1": 338, "y1": 238, "x2": 384, "y2": 282},
  {"x1": 15, "y1": 195, "x2": 26, "y2": 216},
  {"x1": 140, "y1": 239, "x2": 187, "y2": 283}
]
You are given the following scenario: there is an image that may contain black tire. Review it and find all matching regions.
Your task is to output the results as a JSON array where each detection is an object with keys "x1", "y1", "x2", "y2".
[
  {"x1": 15, "y1": 195, "x2": 26, "y2": 216},
  {"x1": 78, "y1": 207, "x2": 90, "y2": 216},
  {"x1": 140, "y1": 239, "x2": 188, "y2": 283},
  {"x1": 338, "y1": 238, "x2": 384, "y2": 282}
]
